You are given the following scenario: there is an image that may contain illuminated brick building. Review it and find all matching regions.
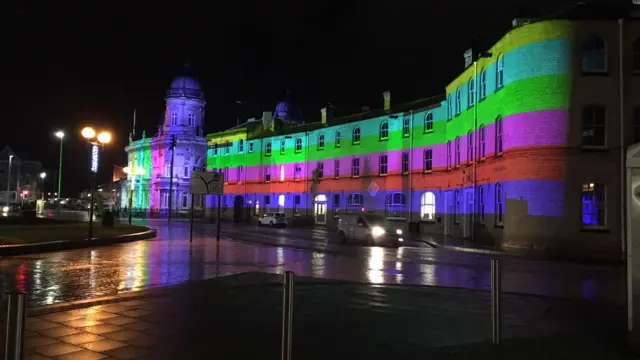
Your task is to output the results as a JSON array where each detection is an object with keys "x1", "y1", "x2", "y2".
[{"x1": 205, "y1": 5, "x2": 640, "y2": 258}]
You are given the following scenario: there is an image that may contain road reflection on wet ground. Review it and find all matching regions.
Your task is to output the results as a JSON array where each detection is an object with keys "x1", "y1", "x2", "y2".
[{"x1": 0, "y1": 221, "x2": 625, "y2": 307}]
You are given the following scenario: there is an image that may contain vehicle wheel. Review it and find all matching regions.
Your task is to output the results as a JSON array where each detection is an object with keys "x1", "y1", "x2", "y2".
[
  {"x1": 365, "y1": 235, "x2": 374, "y2": 246},
  {"x1": 270, "y1": 221, "x2": 274, "y2": 227},
  {"x1": 338, "y1": 231, "x2": 347, "y2": 244}
]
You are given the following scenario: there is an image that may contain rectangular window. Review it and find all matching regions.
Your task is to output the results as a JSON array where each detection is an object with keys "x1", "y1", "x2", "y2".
[
  {"x1": 264, "y1": 167, "x2": 271, "y2": 182},
  {"x1": 351, "y1": 158, "x2": 360, "y2": 177},
  {"x1": 424, "y1": 149, "x2": 432, "y2": 172},
  {"x1": 334, "y1": 160, "x2": 340, "y2": 178},
  {"x1": 479, "y1": 126, "x2": 486, "y2": 159},
  {"x1": 223, "y1": 168, "x2": 228, "y2": 183},
  {"x1": 582, "y1": 106, "x2": 606, "y2": 148},
  {"x1": 225, "y1": 145, "x2": 229, "y2": 155},
  {"x1": 333, "y1": 193, "x2": 340, "y2": 214},
  {"x1": 237, "y1": 166, "x2": 243, "y2": 183},
  {"x1": 495, "y1": 183, "x2": 504, "y2": 226},
  {"x1": 294, "y1": 195, "x2": 300, "y2": 214},
  {"x1": 238, "y1": 139, "x2": 244, "y2": 153},
  {"x1": 401, "y1": 152, "x2": 409, "y2": 175},
  {"x1": 478, "y1": 186, "x2": 485, "y2": 224},
  {"x1": 495, "y1": 117, "x2": 503, "y2": 155},
  {"x1": 188, "y1": 113, "x2": 195, "y2": 127},
  {"x1": 455, "y1": 137, "x2": 461, "y2": 167},
  {"x1": 479, "y1": 70, "x2": 486, "y2": 100},
  {"x1": 184, "y1": 166, "x2": 189, "y2": 177},
  {"x1": 265, "y1": 142, "x2": 272, "y2": 156},
  {"x1": 454, "y1": 190, "x2": 460, "y2": 224},
  {"x1": 294, "y1": 164, "x2": 301, "y2": 181},
  {"x1": 468, "y1": 78, "x2": 475, "y2": 107},
  {"x1": 280, "y1": 140, "x2": 285, "y2": 155},
  {"x1": 249, "y1": 142, "x2": 254, "y2": 153},
  {"x1": 379, "y1": 154, "x2": 388, "y2": 175},
  {"x1": 582, "y1": 182, "x2": 606, "y2": 228},
  {"x1": 316, "y1": 162, "x2": 324, "y2": 179},
  {"x1": 182, "y1": 193, "x2": 188, "y2": 208},
  {"x1": 467, "y1": 131, "x2": 473, "y2": 164},
  {"x1": 446, "y1": 141, "x2": 452, "y2": 170},
  {"x1": 264, "y1": 195, "x2": 270, "y2": 206}
]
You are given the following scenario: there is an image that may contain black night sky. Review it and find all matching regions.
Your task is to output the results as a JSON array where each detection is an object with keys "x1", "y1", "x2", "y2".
[{"x1": 0, "y1": 0, "x2": 595, "y2": 195}]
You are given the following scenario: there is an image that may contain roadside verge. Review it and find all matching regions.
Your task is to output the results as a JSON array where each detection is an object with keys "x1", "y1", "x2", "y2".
[{"x1": 0, "y1": 227, "x2": 157, "y2": 256}]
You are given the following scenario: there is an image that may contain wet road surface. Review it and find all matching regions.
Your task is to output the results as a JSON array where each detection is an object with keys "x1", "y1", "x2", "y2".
[{"x1": 0, "y1": 220, "x2": 625, "y2": 307}]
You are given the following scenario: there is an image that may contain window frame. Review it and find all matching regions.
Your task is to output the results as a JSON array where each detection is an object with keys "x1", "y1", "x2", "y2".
[
  {"x1": 335, "y1": 130, "x2": 341, "y2": 147},
  {"x1": 280, "y1": 139, "x2": 286, "y2": 155},
  {"x1": 318, "y1": 134, "x2": 325, "y2": 150},
  {"x1": 402, "y1": 117, "x2": 410, "y2": 137},
  {"x1": 581, "y1": 36, "x2": 608, "y2": 73},
  {"x1": 581, "y1": 182, "x2": 607, "y2": 229},
  {"x1": 420, "y1": 191, "x2": 436, "y2": 222},
  {"x1": 424, "y1": 112, "x2": 434, "y2": 133},
  {"x1": 379, "y1": 154, "x2": 388, "y2": 176},
  {"x1": 265, "y1": 142, "x2": 272, "y2": 156},
  {"x1": 379, "y1": 121, "x2": 389, "y2": 141},
  {"x1": 496, "y1": 54, "x2": 505, "y2": 89},
  {"x1": 495, "y1": 183, "x2": 504, "y2": 227},
  {"x1": 295, "y1": 138, "x2": 302, "y2": 152},
  {"x1": 264, "y1": 166, "x2": 271, "y2": 183},
  {"x1": 352, "y1": 127, "x2": 361, "y2": 144},
  {"x1": 582, "y1": 105, "x2": 607, "y2": 149},
  {"x1": 495, "y1": 116, "x2": 504, "y2": 156},
  {"x1": 423, "y1": 149, "x2": 433, "y2": 173},
  {"x1": 351, "y1": 157, "x2": 360, "y2": 178},
  {"x1": 401, "y1": 152, "x2": 409, "y2": 175},
  {"x1": 468, "y1": 77, "x2": 475, "y2": 108},
  {"x1": 479, "y1": 69, "x2": 486, "y2": 100}
]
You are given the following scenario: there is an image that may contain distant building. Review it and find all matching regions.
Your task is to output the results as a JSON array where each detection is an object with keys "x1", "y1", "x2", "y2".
[
  {"x1": 0, "y1": 146, "x2": 43, "y2": 204},
  {"x1": 121, "y1": 65, "x2": 207, "y2": 214},
  {"x1": 203, "y1": 2, "x2": 640, "y2": 260}
]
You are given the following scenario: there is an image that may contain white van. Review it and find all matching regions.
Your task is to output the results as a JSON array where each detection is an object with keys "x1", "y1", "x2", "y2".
[{"x1": 336, "y1": 213, "x2": 403, "y2": 247}]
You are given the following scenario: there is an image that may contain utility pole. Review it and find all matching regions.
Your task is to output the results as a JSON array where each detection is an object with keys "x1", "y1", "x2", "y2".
[
  {"x1": 6, "y1": 155, "x2": 13, "y2": 208},
  {"x1": 168, "y1": 134, "x2": 176, "y2": 221}
]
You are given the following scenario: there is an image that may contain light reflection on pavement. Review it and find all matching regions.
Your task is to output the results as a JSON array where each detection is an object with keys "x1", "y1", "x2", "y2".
[{"x1": 0, "y1": 220, "x2": 625, "y2": 307}]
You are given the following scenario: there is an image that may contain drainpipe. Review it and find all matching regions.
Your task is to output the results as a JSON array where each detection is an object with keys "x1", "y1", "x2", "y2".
[
  {"x1": 619, "y1": 18, "x2": 626, "y2": 259},
  {"x1": 304, "y1": 131, "x2": 310, "y2": 219},
  {"x1": 472, "y1": 60, "x2": 478, "y2": 243},
  {"x1": 409, "y1": 110, "x2": 414, "y2": 225}
]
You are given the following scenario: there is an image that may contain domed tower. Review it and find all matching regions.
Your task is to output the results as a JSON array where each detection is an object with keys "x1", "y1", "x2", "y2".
[
  {"x1": 163, "y1": 63, "x2": 207, "y2": 136},
  {"x1": 273, "y1": 91, "x2": 303, "y2": 125}
]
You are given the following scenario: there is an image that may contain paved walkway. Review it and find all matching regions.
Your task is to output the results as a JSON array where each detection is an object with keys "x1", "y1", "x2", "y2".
[{"x1": 0, "y1": 272, "x2": 630, "y2": 359}]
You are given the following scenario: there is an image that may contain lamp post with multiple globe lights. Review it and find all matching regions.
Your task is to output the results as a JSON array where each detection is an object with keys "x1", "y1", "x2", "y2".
[
  {"x1": 39, "y1": 172, "x2": 46, "y2": 200},
  {"x1": 81, "y1": 126, "x2": 112, "y2": 240},
  {"x1": 123, "y1": 166, "x2": 145, "y2": 225},
  {"x1": 54, "y1": 131, "x2": 65, "y2": 199}
]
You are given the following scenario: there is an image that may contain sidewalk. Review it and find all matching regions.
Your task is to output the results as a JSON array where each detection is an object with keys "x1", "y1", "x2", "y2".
[{"x1": 2, "y1": 272, "x2": 630, "y2": 360}]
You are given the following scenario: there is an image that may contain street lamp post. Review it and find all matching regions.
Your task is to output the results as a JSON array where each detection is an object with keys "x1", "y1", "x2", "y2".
[
  {"x1": 123, "y1": 166, "x2": 144, "y2": 225},
  {"x1": 55, "y1": 131, "x2": 64, "y2": 199},
  {"x1": 82, "y1": 126, "x2": 112, "y2": 240},
  {"x1": 39, "y1": 172, "x2": 46, "y2": 200},
  {"x1": 6, "y1": 154, "x2": 13, "y2": 208}
]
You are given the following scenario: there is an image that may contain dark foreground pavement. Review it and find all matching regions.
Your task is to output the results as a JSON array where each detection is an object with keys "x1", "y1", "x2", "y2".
[{"x1": 1, "y1": 272, "x2": 631, "y2": 360}]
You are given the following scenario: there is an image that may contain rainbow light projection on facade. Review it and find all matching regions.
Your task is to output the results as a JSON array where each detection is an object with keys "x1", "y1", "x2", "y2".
[{"x1": 205, "y1": 20, "x2": 573, "y2": 233}]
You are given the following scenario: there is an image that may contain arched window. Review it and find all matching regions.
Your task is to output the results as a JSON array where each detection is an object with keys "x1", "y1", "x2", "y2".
[
  {"x1": 496, "y1": 54, "x2": 504, "y2": 89},
  {"x1": 379, "y1": 121, "x2": 389, "y2": 140},
  {"x1": 402, "y1": 117, "x2": 410, "y2": 137},
  {"x1": 295, "y1": 138, "x2": 302, "y2": 152},
  {"x1": 335, "y1": 130, "x2": 341, "y2": 147},
  {"x1": 479, "y1": 69, "x2": 487, "y2": 99},
  {"x1": 318, "y1": 134, "x2": 325, "y2": 150},
  {"x1": 278, "y1": 195, "x2": 285, "y2": 211},
  {"x1": 447, "y1": 95, "x2": 453, "y2": 120},
  {"x1": 495, "y1": 183, "x2": 504, "y2": 226},
  {"x1": 420, "y1": 192, "x2": 436, "y2": 221},
  {"x1": 280, "y1": 165, "x2": 285, "y2": 182},
  {"x1": 634, "y1": 38, "x2": 640, "y2": 72},
  {"x1": 280, "y1": 139, "x2": 286, "y2": 155},
  {"x1": 424, "y1": 112, "x2": 433, "y2": 133},
  {"x1": 446, "y1": 141, "x2": 452, "y2": 169},
  {"x1": 495, "y1": 116, "x2": 503, "y2": 155},
  {"x1": 582, "y1": 36, "x2": 606, "y2": 72},
  {"x1": 352, "y1": 127, "x2": 361, "y2": 144},
  {"x1": 454, "y1": 136, "x2": 461, "y2": 167},
  {"x1": 468, "y1": 77, "x2": 475, "y2": 107},
  {"x1": 455, "y1": 89, "x2": 461, "y2": 115},
  {"x1": 385, "y1": 192, "x2": 407, "y2": 217},
  {"x1": 265, "y1": 142, "x2": 272, "y2": 156}
]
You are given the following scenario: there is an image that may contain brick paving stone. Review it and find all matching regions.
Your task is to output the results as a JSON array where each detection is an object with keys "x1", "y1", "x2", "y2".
[
  {"x1": 116, "y1": 300, "x2": 147, "y2": 307},
  {"x1": 60, "y1": 319, "x2": 103, "y2": 328},
  {"x1": 119, "y1": 309, "x2": 153, "y2": 318},
  {"x1": 53, "y1": 349, "x2": 109, "y2": 360},
  {"x1": 85, "y1": 311, "x2": 120, "y2": 321},
  {"x1": 82, "y1": 324, "x2": 123, "y2": 335},
  {"x1": 100, "y1": 315, "x2": 138, "y2": 326},
  {"x1": 94, "y1": 304, "x2": 134, "y2": 314},
  {"x1": 26, "y1": 319, "x2": 61, "y2": 331},
  {"x1": 57, "y1": 332, "x2": 105, "y2": 345},
  {"x1": 119, "y1": 321, "x2": 153, "y2": 332},
  {"x1": 40, "y1": 311, "x2": 86, "y2": 323},
  {"x1": 34, "y1": 342, "x2": 83, "y2": 357},
  {"x1": 24, "y1": 354, "x2": 51, "y2": 360},
  {"x1": 36, "y1": 325, "x2": 80, "y2": 338},
  {"x1": 80, "y1": 338, "x2": 126, "y2": 352},
  {"x1": 103, "y1": 345, "x2": 149, "y2": 359},
  {"x1": 24, "y1": 336, "x2": 59, "y2": 349}
]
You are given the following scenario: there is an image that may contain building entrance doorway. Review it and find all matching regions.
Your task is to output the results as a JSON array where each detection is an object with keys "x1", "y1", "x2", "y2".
[
  {"x1": 314, "y1": 194, "x2": 327, "y2": 224},
  {"x1": 233, "y1": 195, "x2": 244, "y2": 222}
]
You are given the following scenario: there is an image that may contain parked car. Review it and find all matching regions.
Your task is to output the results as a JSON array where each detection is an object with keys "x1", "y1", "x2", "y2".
[
  {"x1": 257, "y1": 212, "x2": 287, "y2": 227},
  {"x1": 336, "y1": 213, "x2": 403, "y2": 247}
]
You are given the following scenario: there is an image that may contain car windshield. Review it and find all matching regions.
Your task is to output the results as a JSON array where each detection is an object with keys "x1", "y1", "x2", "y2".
[
  {"x1": 363, "y1": 214, "x2": 390, "y2": 227},
  {"x1": 275, "y1": 213, "x2": 285, "y2": 217}
]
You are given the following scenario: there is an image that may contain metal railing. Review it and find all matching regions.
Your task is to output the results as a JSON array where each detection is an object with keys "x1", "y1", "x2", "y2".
[{"x1": 4, "y1": 291, "x2": 27, "y2": 360}]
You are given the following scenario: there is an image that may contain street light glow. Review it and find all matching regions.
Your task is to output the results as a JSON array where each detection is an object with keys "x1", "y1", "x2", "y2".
[
  {"x1": 123, "y1": 167, "x2": 130, "y2": 174},
  {"x1": 55, "y1": 131, "x2": 65, "y2": 139},
  {"x1": 136, "y1": 168, "x2": 145, "y2": 176},
  {"x1": 97, "y1": 131, "x2": 112, "y2": 144},
  {"x1": 40, "y1": 172, "x2": 46, "y2": 179},
  {"x1": 82, "y1": 127, "x2": 96, "y2": 139}
]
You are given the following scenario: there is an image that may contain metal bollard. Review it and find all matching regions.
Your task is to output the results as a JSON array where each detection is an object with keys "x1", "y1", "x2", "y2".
[
  {"x1": 5, "y1": 291, "x2": 27, "y2": 360},
  {"x1": 490, "y1": 259, "x2": 501, "y2": 345},
  {"x1": 281, "y1": 271, "x2": 294, "y2": 360}
]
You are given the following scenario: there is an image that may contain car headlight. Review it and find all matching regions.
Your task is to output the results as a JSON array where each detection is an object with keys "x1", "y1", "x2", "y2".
[
  {"x1": 371, "y1": 226, "x2": 385, "y2": 237},
  {"x1": 2, "y1": 206, "x2": 8, "y2": 212},
  {"x1": 396, "y1": 229, "x2": 403, "y2": 235}
]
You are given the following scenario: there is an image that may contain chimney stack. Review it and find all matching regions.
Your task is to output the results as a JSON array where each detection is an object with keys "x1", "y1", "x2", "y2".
[
  {"x1": 321, "y1": 105, "x2": 334, "y2": 124},
  {"x1": 262, "y1": 111, "x2": 274, "y2": 130},
  {"x1": 383, "y1": 91, "x2": 391, "y2": 111}
]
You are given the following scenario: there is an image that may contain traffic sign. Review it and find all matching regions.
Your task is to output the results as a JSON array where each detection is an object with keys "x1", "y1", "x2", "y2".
[{"x1": 190, "y1": 171, "x2": 223, "y2": 195}]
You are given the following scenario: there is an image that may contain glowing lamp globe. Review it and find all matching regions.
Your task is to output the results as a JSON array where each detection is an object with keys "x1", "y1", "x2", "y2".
[
  {"x1": 81, "y1": 127, "x2": 96, "y2": 139},
  {"x1": 55, "y1": 131, "x2": 65, "y2": 139},
  {"x1": 97, "y1": 131, "x2": 112, "y2": 144}
]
